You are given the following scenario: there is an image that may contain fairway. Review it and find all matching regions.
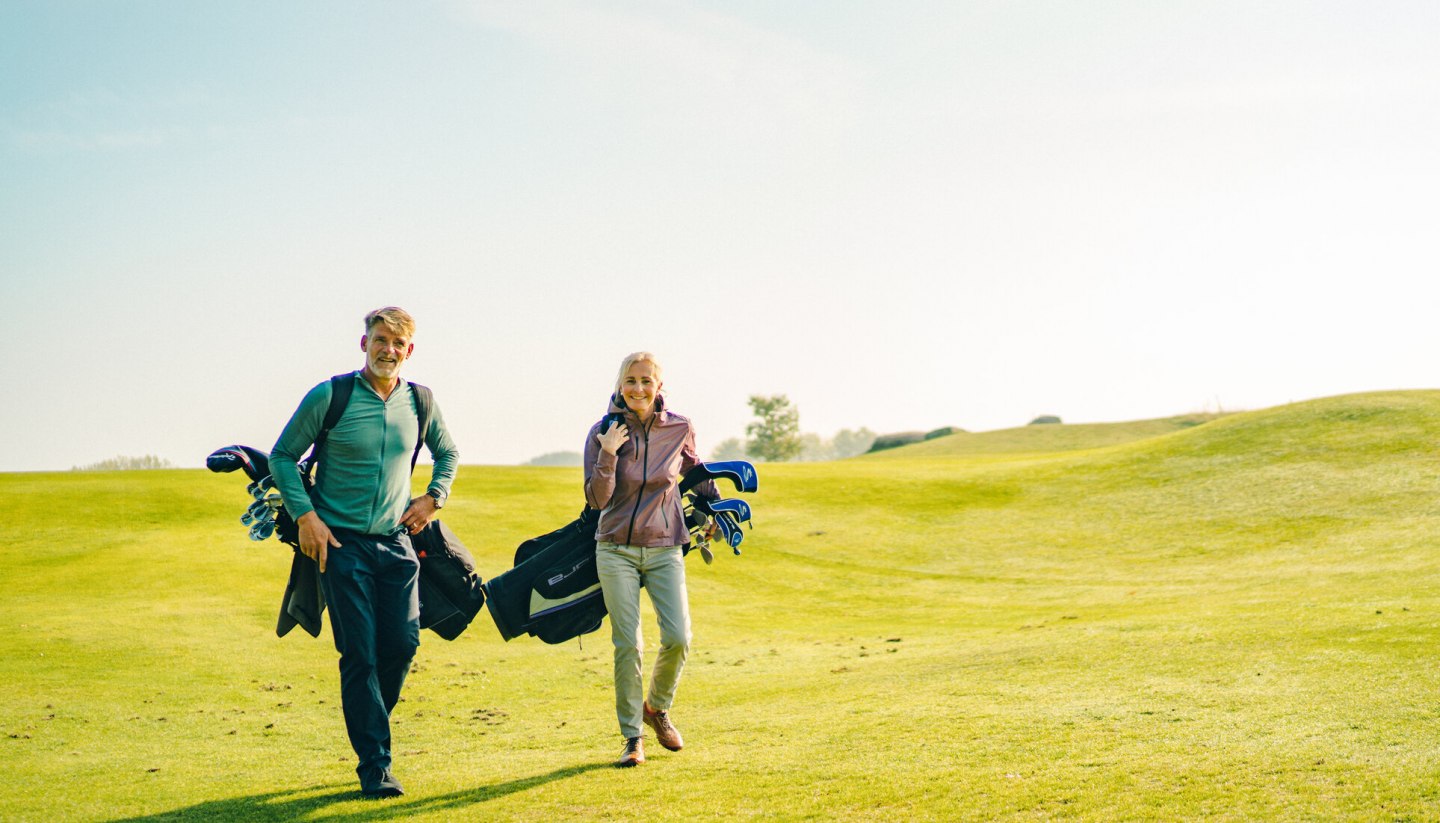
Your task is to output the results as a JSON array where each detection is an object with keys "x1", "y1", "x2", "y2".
[{"x1": 5, "y1": 391, "x2": 1440, "y2": 821}]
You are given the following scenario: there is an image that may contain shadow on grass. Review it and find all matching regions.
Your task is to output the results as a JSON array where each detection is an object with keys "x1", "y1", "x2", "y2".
[{"x1": 110, "y1": 761, "x2": 612, "y2": 821}]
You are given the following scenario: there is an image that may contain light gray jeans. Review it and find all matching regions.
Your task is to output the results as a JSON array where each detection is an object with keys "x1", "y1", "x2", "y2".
[{"x1": 595, "y1": 541, "x2": 692, "y2": 739}]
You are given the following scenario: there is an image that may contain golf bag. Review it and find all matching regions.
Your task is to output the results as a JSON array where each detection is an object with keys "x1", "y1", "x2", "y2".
[
  {"x1": 481, "y1": 459, "x2": 760, "y2": 645},
  {"x1": 411, "y1": 519, "x2": 487, "y2": 641},
  {"x1": 482, "y1": 508, "x2": 606, "y2": 645}
]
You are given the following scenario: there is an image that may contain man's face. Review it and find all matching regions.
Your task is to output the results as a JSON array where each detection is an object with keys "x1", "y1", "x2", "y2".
[{"x1": 362, "y1": 324, "x2": 413, "y2": 380}]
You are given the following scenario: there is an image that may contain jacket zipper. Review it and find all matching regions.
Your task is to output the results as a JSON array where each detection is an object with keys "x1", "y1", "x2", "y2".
[{"x1": 623, "y1": 415, "x2": 652, "y2": 546}]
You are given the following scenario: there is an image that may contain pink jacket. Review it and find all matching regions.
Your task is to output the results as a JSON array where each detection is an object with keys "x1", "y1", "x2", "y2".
[{"x1": 584, "y1": 394, "x2": 718, "y2": 547}]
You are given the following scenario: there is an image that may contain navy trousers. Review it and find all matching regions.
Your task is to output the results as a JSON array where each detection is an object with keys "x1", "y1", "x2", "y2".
[{"x1": 319, "y1": 529, "x2": 420, "y2": 777}]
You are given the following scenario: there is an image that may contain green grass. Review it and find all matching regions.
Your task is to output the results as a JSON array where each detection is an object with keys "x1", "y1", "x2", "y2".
[{"x1": 5, "y1": 391, "x2": 1440, "y2": 820}]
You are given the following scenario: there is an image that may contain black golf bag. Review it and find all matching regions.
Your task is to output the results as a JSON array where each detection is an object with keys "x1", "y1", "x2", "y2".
[
  {"x1": 410, "y1": 520, "x2": 487, "y2": 640},
  {"x1": 482, "y1": 508, "x2": 606, "y2": 644}
]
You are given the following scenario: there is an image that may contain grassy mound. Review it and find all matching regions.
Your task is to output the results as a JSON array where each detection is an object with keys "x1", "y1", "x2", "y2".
[
  {"x1": 4, "y1": 391, "x2": 1439, "y2": 820},
  {"x1": 870, "y1": 412, "x2": 1227, "y2": 458}
]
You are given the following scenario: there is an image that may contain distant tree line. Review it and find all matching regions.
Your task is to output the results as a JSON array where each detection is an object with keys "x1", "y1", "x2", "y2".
[
  {"x1": 711, "y1": 395, "x2": 878, "y2": 463},
  {"x1": 72, "y1": 455, "x2": 174, "y2": 471},
  {"x1": 524, "y1": 451, "x2": 583, "y2": 467},
  {"x1": 539, "y1": 392, "x2": 967, "y2": 465}
]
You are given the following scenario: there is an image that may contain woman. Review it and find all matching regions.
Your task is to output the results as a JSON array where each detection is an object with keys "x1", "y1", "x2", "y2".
[{"x1": 583, "y1": 351, "x2": 718, "y2": 767}]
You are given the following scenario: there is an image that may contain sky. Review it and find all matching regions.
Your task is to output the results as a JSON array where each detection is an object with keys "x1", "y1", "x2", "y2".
[{"x1": 2, "y1": 0, "x2": 1438, "y2": 472}]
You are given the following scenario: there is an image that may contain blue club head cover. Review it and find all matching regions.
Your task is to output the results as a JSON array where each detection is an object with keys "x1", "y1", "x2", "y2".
[
  {"x1": 708, "y1": 498, "x2": 752, "y2": 523},
  {"x1": 704, "y1": 461, "x2": 758, "y2": 493},
  {"x1": 715, "y1": 512, "x2": 743, "y2": 551},
  {"x1": 680, "y1": 460, "x2": 759, "y2": 494}
]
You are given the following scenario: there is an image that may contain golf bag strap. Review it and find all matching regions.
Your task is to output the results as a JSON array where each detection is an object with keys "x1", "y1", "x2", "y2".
[
  {"x1": 308, "y1": 374, "x2": 430, "y2": 484},
  {"x1": 410, "y1": 381, "x2": 433, "y2": 475},
  {"x1": 305, "y1": 373, "x2": 357, "y2": 489}
]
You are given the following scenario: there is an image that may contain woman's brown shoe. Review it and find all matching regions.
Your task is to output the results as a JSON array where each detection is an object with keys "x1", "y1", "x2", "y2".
[
  {"x1": 644, "y1": 704, "x2": 684, "y2": 751},
  {"x1": 616, "y1": 736, "x2": 645, "y2": 767}
]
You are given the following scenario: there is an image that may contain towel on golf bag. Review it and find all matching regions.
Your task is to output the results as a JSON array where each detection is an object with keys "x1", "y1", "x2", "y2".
[{"x1": 483, "y1": 508, "x2": 607, "y2": 644}]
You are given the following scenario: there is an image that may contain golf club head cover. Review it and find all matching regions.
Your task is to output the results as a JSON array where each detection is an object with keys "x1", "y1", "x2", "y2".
[
  {"x1": 706, "y1": 497, "x2": 751, "y2": 523},
  {"x1": 715, "y1": 512, "x2": 743, "y2": 552},
  {"x1": 207, "y1": 446, "x2": 258, "y2": 480},
  {"x1": 680, "y1": 460, "x2": 758, "y2": 494},
  {"x1": 205, "y1": 445, "x2": 273, "y2": 482}
]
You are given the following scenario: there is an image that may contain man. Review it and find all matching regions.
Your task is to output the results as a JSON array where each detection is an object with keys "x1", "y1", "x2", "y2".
[{"x1": 270, "y1": 307, "x2": 459, "y2": 798}]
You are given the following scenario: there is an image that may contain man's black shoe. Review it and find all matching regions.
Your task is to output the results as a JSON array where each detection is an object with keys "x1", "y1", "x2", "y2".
[{"x1": 360, "y1": 767, "x2": 405, "y2": 798}]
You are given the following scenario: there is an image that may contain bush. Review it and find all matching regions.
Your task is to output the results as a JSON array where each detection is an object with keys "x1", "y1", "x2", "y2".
[
  {"x1": 867, "y1": 432, "x2": 927, "y2": 453},
  {"x1": 832, "y1": 428, "x2": 877, "y2": 458},
  {"x1": 711, "y1": 438, "x2": 750, "y2": 461},
  {"x1": 1028, "y1": 415, "x2": 1062, "y2": 425},
  {"x1": 923, "y1": 426, "x2": 959, "y2": 440}
]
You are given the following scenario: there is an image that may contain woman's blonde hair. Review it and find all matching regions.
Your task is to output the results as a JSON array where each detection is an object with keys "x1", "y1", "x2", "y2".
[{"x1": 614, "y1": 351, "x2": 663, "y2": 395}]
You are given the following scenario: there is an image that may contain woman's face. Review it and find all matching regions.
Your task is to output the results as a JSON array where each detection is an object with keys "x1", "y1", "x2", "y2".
[{"x1": 620, "y1": 360, "x2": 661, "y2": 419}]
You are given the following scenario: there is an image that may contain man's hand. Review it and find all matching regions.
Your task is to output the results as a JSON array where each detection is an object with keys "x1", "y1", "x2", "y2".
[
  {"x1": 298, "y1": 511, "x2": 341, "y2": 573},
  {"x1": 401, "y1": 494, "x2": 439, "y2": 536}
]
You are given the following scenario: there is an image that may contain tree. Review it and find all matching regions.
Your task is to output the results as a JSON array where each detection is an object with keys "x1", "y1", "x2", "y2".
[
  {"x1": 831, "y1": 427, "x2": 877, "y2": 458},
  {"x1": 798, "y1": 433, "x2": 833, "y2": 462},
  {"x1": 745, "y1": 394, "x2": 802, "y2": 462}
]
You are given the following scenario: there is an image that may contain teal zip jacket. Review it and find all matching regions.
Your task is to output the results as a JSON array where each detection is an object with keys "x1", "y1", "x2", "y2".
[{"x1": 270, "y1": 371, "x2": 459, "y2": 535}]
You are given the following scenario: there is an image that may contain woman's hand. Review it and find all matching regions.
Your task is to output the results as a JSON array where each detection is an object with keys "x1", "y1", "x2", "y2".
[{"x1": 597, "y1": 422, "x2": 630, "y2": 455}]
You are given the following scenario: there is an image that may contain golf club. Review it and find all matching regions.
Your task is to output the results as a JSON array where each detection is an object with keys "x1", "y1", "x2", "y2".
[
  {"x1": 249, "y1": 517, "x2": 277, "y2": 541},
  {"x1": 247, "y1": 475, "x2": 274, "y2": 500}
]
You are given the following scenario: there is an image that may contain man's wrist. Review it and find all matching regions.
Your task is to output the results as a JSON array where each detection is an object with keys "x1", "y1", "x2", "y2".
[{"x1": 425, "y1": 488, "x2": 446, "y2": 509}]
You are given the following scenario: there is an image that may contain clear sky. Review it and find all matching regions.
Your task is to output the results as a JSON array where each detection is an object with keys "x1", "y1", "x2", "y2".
[{"x1": 3, "y1": 1, "x2": 1438, "y2": 472}]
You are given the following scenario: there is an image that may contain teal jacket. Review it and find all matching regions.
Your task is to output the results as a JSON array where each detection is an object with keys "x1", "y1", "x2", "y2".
[{"x1": 271, "y1": 371, "x2": 459, "y2": 535}]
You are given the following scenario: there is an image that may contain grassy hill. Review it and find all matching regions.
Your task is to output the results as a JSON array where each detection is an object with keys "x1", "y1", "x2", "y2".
[
  {"x1": 868, "y1": 412, "x2": 1227, "y2": 458},
  {"x1": 4, "y1": 391, "x2": 1440, "y2": 820}
]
